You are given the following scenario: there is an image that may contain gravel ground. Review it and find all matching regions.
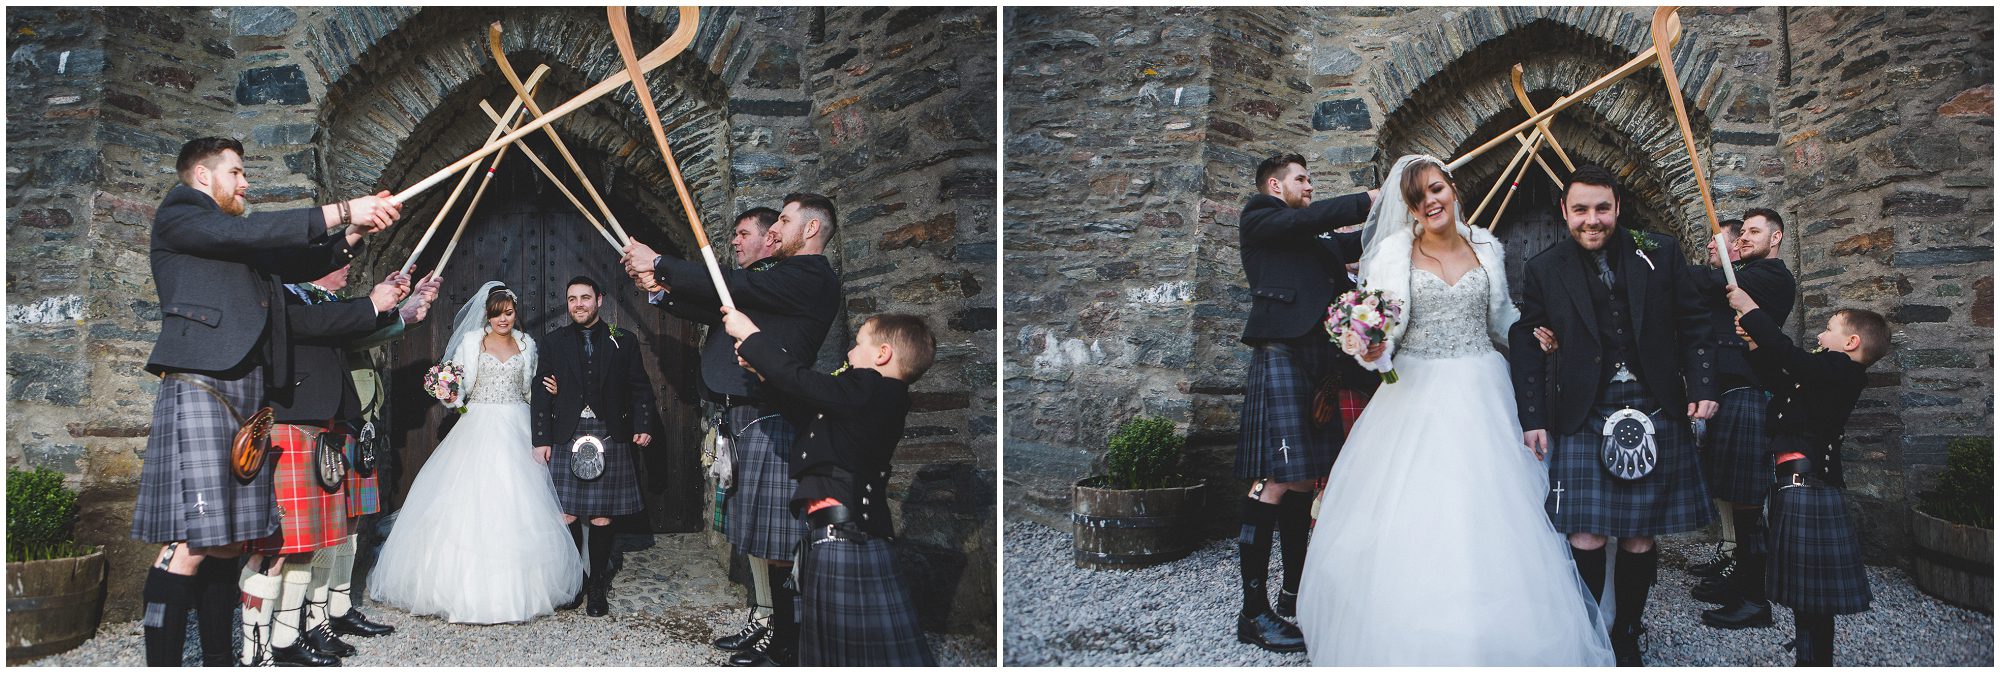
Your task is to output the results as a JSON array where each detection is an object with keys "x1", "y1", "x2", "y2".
[
  {"x1": 29, "y1": 532, "x2": 992, "y2": 667},
  {"x1": 1004, "y1": 520, "x2": 1993, "y2": 667}
]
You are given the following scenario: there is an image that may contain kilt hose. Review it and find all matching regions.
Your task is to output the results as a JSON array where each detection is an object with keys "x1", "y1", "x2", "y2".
[
  {"x1": 1545, "y1": 378, "x2": 1714, "y2": 538},
  {"x1": 250, "y1": 423, "x2": 349, "y2": 555},
  {"x1": 726, "y1": 408, "x2": 806, "y2": 561},
  {"x1": 344, "y1": 431, "x2": 380, "y2": 518},
  {"x1": 1767, "y1": 482, "x2": 1872, "y2": 615},
  {"x1": 1237, "y1": 338, "x2": 1343, "y2": 484},
  {"x1": 798, "y1": 527, "x2": 936, "y2": 666},
  {"x1": 550, "y1": 414, "x2": 644, "y2": 517},
  {"x1": 1702, "y1": 387, "x2": 1774, "y2": 506},
  {"x1": 132, "y1": 369, "x2": 281, "y2": 548}
]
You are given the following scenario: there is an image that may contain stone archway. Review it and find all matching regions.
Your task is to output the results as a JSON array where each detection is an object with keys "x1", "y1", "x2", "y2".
[{"x1": 1371, "y1": 7, "x2": 1725, "y2": 261}]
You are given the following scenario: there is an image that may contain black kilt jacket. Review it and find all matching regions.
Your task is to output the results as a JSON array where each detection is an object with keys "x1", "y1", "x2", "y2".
[
  {"x1": 1739, "y1": 307, "x2": 1868, "y2": 487},
  {"x1": 652, "y1": 253, "x2": 842, "y2": 399},
  {"x1": 1238, "y1": 192, "x2": 1372, "y2": 344},
  {"x1": 266, "y1": 282, "x2": 399, "y2": 425},
  {"x1": 1688, "y1": 257, "x2": 1796, "y2": 389},
  {"x1": 736, "y1": 332, "x2": 910, "y2": 540},
  {"x1": 531, "y1": 322, "x2": 657, "y2": 448}
]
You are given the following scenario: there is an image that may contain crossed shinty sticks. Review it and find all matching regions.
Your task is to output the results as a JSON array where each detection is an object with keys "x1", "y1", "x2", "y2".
[{"x1": 395, "y1": 7, "x2": 739, "y2": 304}]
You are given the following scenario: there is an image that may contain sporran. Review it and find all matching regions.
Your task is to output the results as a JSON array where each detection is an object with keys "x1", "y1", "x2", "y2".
[
  {"x1": 1599, "y1": 407, "x2": 1659, "y2": 480},
  {"x1": 571, "y1": 434, "x2": 607, "y2": 481}
]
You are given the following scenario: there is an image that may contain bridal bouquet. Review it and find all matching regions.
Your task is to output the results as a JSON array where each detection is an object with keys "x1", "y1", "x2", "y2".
[
  {"x1": 424, "y1": 362, "x2": 466, "y2": 408},
  {"x1": 1325, "y1": 289, "x2": 1403, "y2": 384}
]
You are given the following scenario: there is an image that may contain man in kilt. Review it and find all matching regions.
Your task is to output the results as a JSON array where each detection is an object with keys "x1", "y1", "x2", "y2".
[
  {"x1": 1234, "y1": 153, "x2": 1377, "y2": 652},
  {"x1": 1687, "y1": 210, "x2": 1796, "y2": 629},
  {"x1": 624, "y1": 194, "x2": 844, "y2": 666},
  {"x1": 133, "y1": 137, "x2": 403, "y2": 666},
  {"x1": 1728, "y1": 288, "x2": 1886, "y2": 666},
  {"x1": 532, "y1": 275, "x2": 659, "y2": 617},
  {"x1": 638, "y1": 207, "x2": 787, "y2": 653},
  {"x1": 236, "y1": 261, "x2": 422, "y2": 666},
  {"x1": 723, "y1": 309, "x2": 939, "y2": 667},
  {"x1": 1509, "y1": 165, "x2": 1717, "y2": 666}
]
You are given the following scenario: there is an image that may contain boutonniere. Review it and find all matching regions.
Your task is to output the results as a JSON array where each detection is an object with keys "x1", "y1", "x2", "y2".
[
  {"x1": 1810, "y1": 346, "x2": 1828, "y2": 355},
  {"x1": 605, "y1": 323, "x2": 625, "y2": 348},
  {"x1": 1628, "y1": 230, "x2": 1658, "y2": 270},
  {"x1": 831, "y1": 362, "x2": 851, "y2": 377}
]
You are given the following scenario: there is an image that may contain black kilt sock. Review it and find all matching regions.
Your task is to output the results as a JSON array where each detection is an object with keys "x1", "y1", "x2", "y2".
[
  {"x1": 586, "y1": 523, "x2": 614, "y2": 582},
  {"x1": 1237, "y1": 496, "x2": 1280, "y2": 615},
  {"x1": 1613, "y1": 547, "x2": 1659, "y2": 629},
  {"x1": 1793, "y1": 611, "x2": 1836, "y2": 666},
  {"x1": 1276, "y1": 490, "x2": 1313, "y2": 595},
  {"x1": 771, "y1": 567, "x2": 799, "y2": 647},
  {"x1": 193, "y1": 556, "x2": 242, "y2": 667},
  {"x1": 143, "y1": 567, "x2": 197, "y2": 667},
  {"x1": 1572, "y1": 546, "x2": 1607, "y2": 603}
]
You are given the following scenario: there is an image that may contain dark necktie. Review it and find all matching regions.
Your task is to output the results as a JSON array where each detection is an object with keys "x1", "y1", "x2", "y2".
[
  {"x1": 1592, "y1": 251, "x2": 1615, "y2": 289},
  {"x1": 583, "y1": 329, "x2": 595, "y2": 366}
]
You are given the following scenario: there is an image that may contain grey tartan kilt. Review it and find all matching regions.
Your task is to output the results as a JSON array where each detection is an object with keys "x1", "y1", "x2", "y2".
[
  {"x1": 1702, "y1": 387, "x2": 1773, "y2": 505},
  {"x1": 1545, "y1": 378, "x2": 1715, "y2": 537},
  {"x1": 1767, "y1": 482, "x2": 1872, "y2": 615},
  {"x1": 131, "y1": 369, "x2": 280, "y2": 548},
  {"x1": 549, "y1": 415, "x2": 643, "y2": 517},
  {"x1": 1236, "y1": 338, "x2": 1341, "y2": 483},
  {"x1": 725, "y1": 408, "x2": 806, "y2": 560},
  {"x1": 798, "y1": 528, "x2": 937, "y2": 667}
]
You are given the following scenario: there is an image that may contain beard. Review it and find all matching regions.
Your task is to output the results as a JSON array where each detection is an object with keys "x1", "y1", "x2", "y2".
[
  {"x1": 771, "y1": 236, "x2": 804, "y2": 260},
  {"x1": 210, "y1": 185, "x2": 246, "y2": 217}
]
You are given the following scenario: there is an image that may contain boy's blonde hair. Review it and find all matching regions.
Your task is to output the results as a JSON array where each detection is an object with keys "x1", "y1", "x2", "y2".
[{"x1": 866, "y1": 314, "x2": 936, "y2": 382}]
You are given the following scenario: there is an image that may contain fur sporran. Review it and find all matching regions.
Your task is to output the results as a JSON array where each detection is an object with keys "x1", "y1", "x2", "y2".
[{"x1": 570, "y1": 434, "x2": 607, "y2": 481}]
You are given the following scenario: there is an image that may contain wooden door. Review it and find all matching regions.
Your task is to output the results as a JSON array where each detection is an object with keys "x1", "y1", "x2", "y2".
[
  {"x1": 381, "y1": 173, "x2": 705, "y2": 533},
  {"x1": 1494, "y1": 176, "x2": 1568, "y2": 303}
]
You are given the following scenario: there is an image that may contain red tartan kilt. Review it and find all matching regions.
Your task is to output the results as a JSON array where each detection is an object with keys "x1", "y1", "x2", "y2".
[
  {"x1": 1338, "y1": 388, "x2": 1371, "y2": 436},
  {"x1": 249, "y1": 424, "x2": 348, "y2": 555}
]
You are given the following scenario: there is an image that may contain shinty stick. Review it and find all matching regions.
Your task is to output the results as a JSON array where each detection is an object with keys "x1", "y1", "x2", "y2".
[
  {"x1": 488, "y1": 22, "x2": 633, "y2": 247},
  {"x1": 1468, "y1": 125, "x2": 1544, "y2": 225},
  {"x1": 400, "y1": 67, "x2": 550, "y2": 275},
  {"x1": 425, "y1": 134, "x2": 518, "y2": 282},
  {"x1": 1651, "y1": 6, "x2": 1737, "y2": 288},
  {"x1": 607, "y1": 6, "x2": 735, "y2": 309},
  {"x1": 477, "y1": 100, "x2": 623, "y2": 252},
  {"x1": 1485, "y1": 131, "x2": 1548, "y2": 235},
  {"x1": 388, "y1": 7, "x2": 700, "y2": 206},
  {"x1": 1511, "y1": 63, "x2": 1577, "y2": 172}
]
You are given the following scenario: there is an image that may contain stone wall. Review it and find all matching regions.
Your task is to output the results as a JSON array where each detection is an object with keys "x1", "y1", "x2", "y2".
[
  {"x1": 1003, "y1": 6, "x2": 1993, "y2": 562},
  {"x1": 6, "y1": 6, "x2": 996, "y2": 636}
]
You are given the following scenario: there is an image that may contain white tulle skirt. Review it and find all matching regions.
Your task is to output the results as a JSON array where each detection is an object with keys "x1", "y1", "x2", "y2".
[
  {"x1": 1297, "y1": 351, "x2": 1615, "y2": 666},
  {"x1": 368, "y1": 402, "x2": 583, "y2": 624}
]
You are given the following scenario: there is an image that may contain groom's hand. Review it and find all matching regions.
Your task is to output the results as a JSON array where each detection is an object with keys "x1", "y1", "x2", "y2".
[
  {"x1": 632, "y1": 433, "x2": 652, "y2": 447},
  {"x1": 1688, "y1": 399, "x2": 1718, "y2": 421},
  {"x1": 534, "y1": 445, "x2": 551, "y2": 464},
  {"x1": 1523, "y1": 429, "x2": 1549, "y2": 461}
]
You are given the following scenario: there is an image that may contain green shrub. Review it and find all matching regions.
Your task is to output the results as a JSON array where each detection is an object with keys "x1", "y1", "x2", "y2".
[
  {"x1": 1919, "y1": 437, "x2": 1993, "y2": 529},
  {"x1": 1105, "y1": 417, "x2": 1186, "y2": 490},
  {"x1": 7, "y1": 467, "x2": 83, "y2": 562}
]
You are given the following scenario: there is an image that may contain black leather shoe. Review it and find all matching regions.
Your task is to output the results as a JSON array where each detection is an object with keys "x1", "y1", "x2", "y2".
[
  {"x1": 1275, "y1": 589, "x2": 1298, "y2": 619},
  {"x1": 1691, "y1": 572, "x2": 1738, "y2": 605},
  {"x1": 727, "y1": 630, "x2": 779, "y2": 666},
  {"x1": 305, "y1": 624, "x2": 358, "y2": 658},
  {"x1": 272, "y1": 643, "x2": 341, "y2": 667},
  {"x1": 1610, "y1": 623, "x2": 1646, "y2": 667},
  {"x1": 586, "y1": 576, "x2": 610, "y2": 617},
  {"x1": 1688, "y1": 545, "x2": 1734, "y2": 578},
  {"x1": 713, "y1": 612, "x2": 770, "y2": 652},
  {"x1": 1237, "y1": 609, "x2": 1307, "y2": 653},
  {"x1": 330, "y1": 610, "x2": 395, "y2": 638},
  {"x1": 1702, "y1": 598, "x2": 1773, "y2": 629}
]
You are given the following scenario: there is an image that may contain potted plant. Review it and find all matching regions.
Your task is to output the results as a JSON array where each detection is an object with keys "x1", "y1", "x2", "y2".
[
  {"x1": 1911, "y1": 437, "x2": 1992, "y2": 613},
  {"x1": 5, "y1": 466, "x2": 108, "y2": 663},
  {"x1": 1071, "y1": 417, "x2": 1205, "y2": 568}
]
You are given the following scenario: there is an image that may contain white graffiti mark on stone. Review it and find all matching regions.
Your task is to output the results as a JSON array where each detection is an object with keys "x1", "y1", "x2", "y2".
[{"x1": 8, "y1": 294, "x2": 83, "y2": 324}]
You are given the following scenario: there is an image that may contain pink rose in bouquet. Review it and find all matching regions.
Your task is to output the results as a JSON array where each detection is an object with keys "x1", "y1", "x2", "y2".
[
  {"x1": 424, "y1": 362, "x2": 466, "y2": 408},
  {"x1": 1325, "y1": 288, "x2": 1403, "y2": 383}
]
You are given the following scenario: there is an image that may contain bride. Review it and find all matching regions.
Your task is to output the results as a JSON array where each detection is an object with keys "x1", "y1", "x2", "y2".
[
  {"x1": 1295, "y1": 156, "x2": 1614, "y2": 665},
  {"x1": 369, "y1": 282, "x2": 583, "y2": 624}
]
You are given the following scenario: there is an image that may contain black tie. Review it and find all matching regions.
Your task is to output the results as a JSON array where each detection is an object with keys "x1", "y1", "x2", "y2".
[
  {"x1": 582, "y1": 329, "x2": 595, "y2": 369},
  {"x1": 1593, "y1": 251, "x2": 1615, "y2": 289}
]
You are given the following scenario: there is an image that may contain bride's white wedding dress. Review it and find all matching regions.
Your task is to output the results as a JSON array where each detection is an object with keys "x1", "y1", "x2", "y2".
[
  {"x1": 368, "y1": 335, "x2": 583, "y2": 624},
  {"x1": 1296, "y1": 256, "x2": 1614, "y2": 664}
]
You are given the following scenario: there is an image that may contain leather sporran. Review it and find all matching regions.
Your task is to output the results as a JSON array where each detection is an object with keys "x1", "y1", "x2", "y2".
[
  {"x1": 570, "y1": 435, "x2": 606, "y2": 481},
  {"x1": 314, "y1": 430, "x2": 348, "y2": 492},
  {"x1": 1598, "y1": 407, "x2": 1659, "y2": 480},
  {"x1": 1310, "y1": 376, "x2": 1341, "y2": 427},
  {"x1": 168, "y1": 373, "x2": 275, "y2": 482}
]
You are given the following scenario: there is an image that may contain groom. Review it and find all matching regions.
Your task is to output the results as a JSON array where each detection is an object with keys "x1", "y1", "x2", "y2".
[
  {"x1": 1509, "y1": 165, "x2": 1717, "y2": 666},
  {"x1": 532, "y1": 275, "x2": 659, "y2": 617},
  {"x1": 1233, "y1": 153, "x2": 1377, "y2": 653}
]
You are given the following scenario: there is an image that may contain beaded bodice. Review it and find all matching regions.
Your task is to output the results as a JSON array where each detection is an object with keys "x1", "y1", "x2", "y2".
[
  {"x1": 467, "y1": 351, "x2": 529, "y2": 403},
  {"x1": 1398, "y1": 266, "x2": 1493, "y2": 360}
]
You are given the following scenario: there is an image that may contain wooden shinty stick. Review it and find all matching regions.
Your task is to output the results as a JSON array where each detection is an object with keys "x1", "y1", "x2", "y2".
[
  {"x1": 487, "y1": 22, "x2": 634, "y2": 247},
  {"x1": 388, "y1": 7, "x2": 700, "y2": 205},
  {"x1": 477, "y1": 100, "x2": 624, "y2": 252},
  {"x1": 607, "y1": 6, "x2": 735, "y2": 309},
  {"x1": 425, "y1": 131, "x2": 521, "y2": 282},
  {"x1": 400, "y1": 66, "x2": 550, "y2": 275},
  {"x1": 1485, "y1": 130, "x2": 1548, "y2": 235},
  {"x1": 1651, "y1": 6, "x2": 1737, "y2": 287}
]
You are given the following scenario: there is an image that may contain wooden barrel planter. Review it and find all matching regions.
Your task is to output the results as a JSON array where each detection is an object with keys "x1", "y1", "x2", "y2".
[
  {"x1": 1911, "y1": 509, "x2": 1993, "y2": 614},
  {"x1": 1071, "y1": 478, "x2": 1205, "y2": 569},
  {"x1": 5, "y1": 547, "x2": 108, "y2": 664}
]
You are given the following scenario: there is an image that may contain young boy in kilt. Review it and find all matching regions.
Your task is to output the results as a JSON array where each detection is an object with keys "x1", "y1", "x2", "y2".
[
  {"x1": 1726, "y1": 286, "x2": 1889, "y2": 666},
  {"x1": 721, "y1": 308, "x2": 939, "y2": 667}
]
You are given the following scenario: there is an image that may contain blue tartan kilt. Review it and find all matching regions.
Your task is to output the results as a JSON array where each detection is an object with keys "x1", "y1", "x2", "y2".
[
  {"x1": 132, "y1": 369, "x2": 281, "y2": 548},
  {"x1": 549, "y1": 415, "x2": 644, "y2": 517},
  {"x1": 1237, "y1": 338, "x2": 1342, "y2": 484},
  {"x1": 725, "y1": 409, "x2": 806, "y2": 560},
  {"x1": 798, "y1": 527, "x2": 936, "y2": 667},
  {"x1": 1545, "y1": 378, "x2": 1714, "y2": 537},
  {"x1": 1702, "y1": 387, "x2": 1773, "y2": 505},
  {"x1": 1767, "y1": 482, "x2": 1872, "y2": 615}
]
